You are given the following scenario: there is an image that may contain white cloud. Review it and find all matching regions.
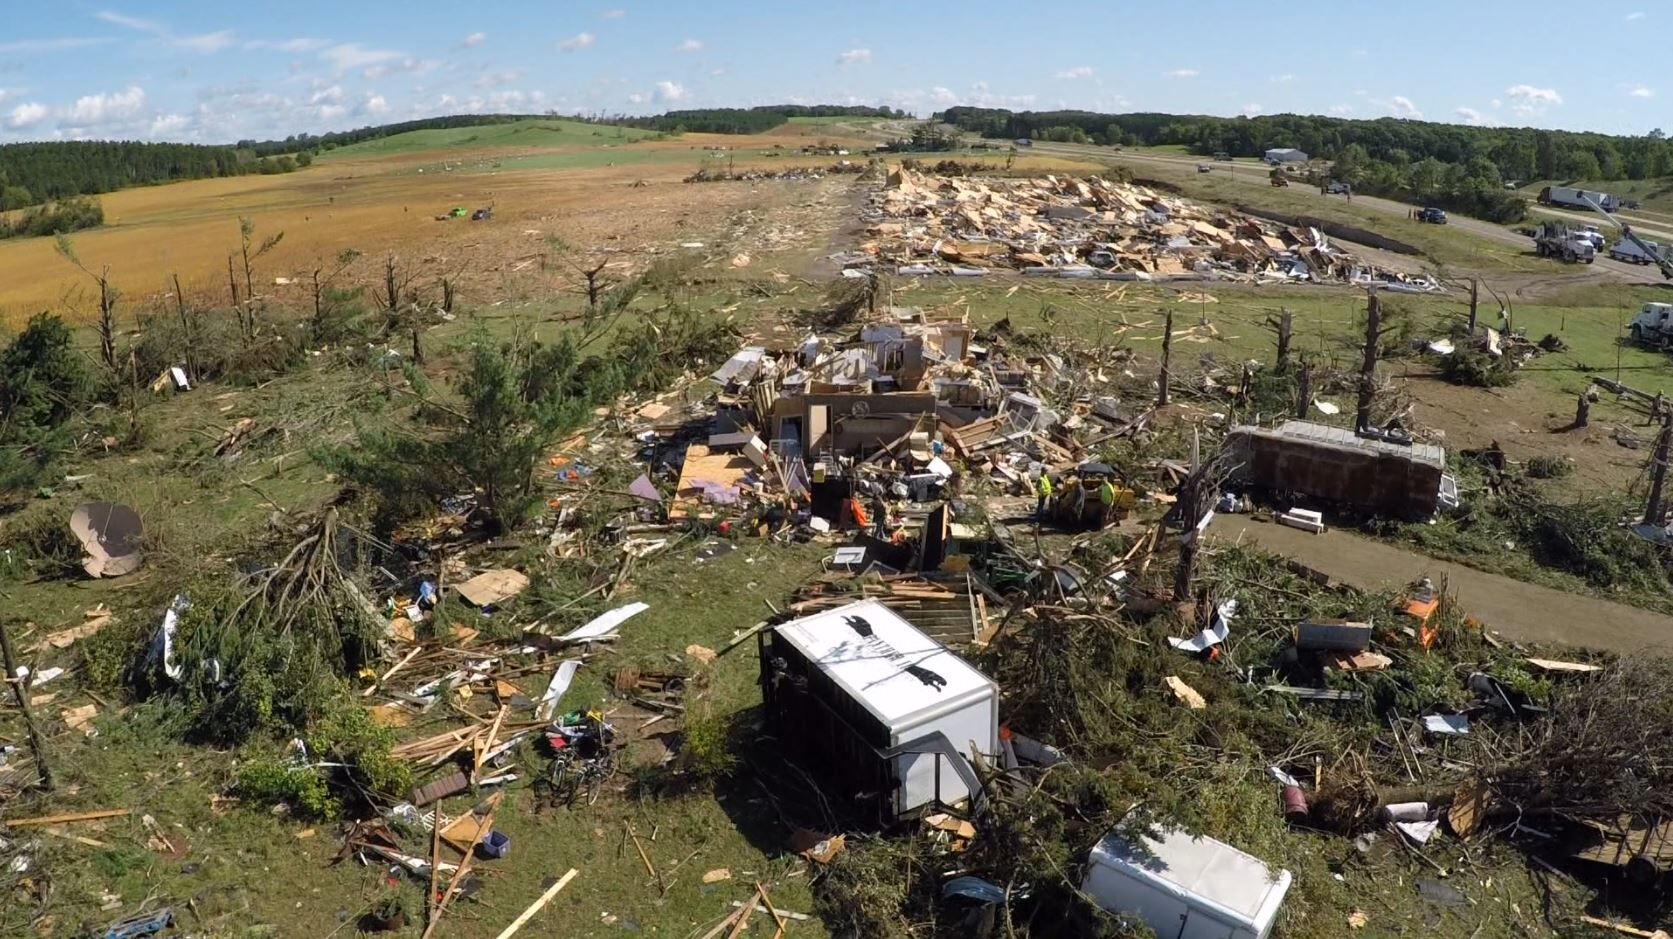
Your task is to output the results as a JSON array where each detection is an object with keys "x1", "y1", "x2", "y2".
[
  {"x1": 321, "y1": 42, "x2": 403, "y2": 71},
  {"x1": 1506, "y1": 83, "x2": 1561, "y2": 115},
  {"x1": 474, "y1": 69, "x2": 523, "y2": 90},
  {"x1": 361, "y1": 94, "x2": 389, "y2": 115},
  {"x1": 363, "y1": 57, "x2": 437, "y2": 80},
  {"x1": 1628, "y1": 84, "x2": 1655, "y2": 98},
  {"x1": 176, "y1": 30, "x2": 234, "y2": 53},
  {"x1": 1163, "y1": 68, "x2": 1199, "y2": 78},
  {"x1": 627, "y1": 92, "x2": 646, "y2": 105},
  {"x1": 1507, "y1": 84, "x2": 1561, "y2": 105},
  {"x1": 98, "y1": 11, "x2": 233, "y2": 53},
  {"x1": 247, "y1": 37, "x2": 328, "y2": 53},
  {"x1": 461, "y1": 31, "x2": 485, "y2": 48},
  {"x1": 654, "y1": 80, "x2": 687, "y2": 102},
  {"x1": 676, "y1": 38, "x2": 702, "y2": 52},
  {"x1": 63, "y1": 85, "x2": 146, "y2": 126},
  {"x1": 8, "y1": 102, "x2": 47, "y2": 128},
  {"x1": 0, "y1": 37, "x2": 112, "y2": 54},
  {"x1": 929, "y1": 86, "x2": 958, "y2": 106},
  {"x1": 1242, "y1": 102, "x2": 1262, "y2": 116},
  {"x1": 1053, "y1": 66, "x2": 1094, "y2": 80},
  {"x1": 316, "y1": 104, "x2": 347, "y2": 122},
  {"x1": 1329, "y1": 104, "x2": 1353, "y2": 115},
  {"x1": 601, "y1": 8, "x2": 625, "y2": 17},
  {"x1": 837, "y1": 48, "x2": 872, "y2": 66},
  {"x1": 558, "y1": 32, "x2": 595, "y2": 52},
  {"x1": 148, "y1": 113, "x2": 188, "y2": 137},
  {"x1": 1627, "y1": 10, "x2": 1646, "y2": 19},
  {"x1": 1455, "y1": 106, "x2": 1486, "y2": 125},
  {"x1": 1270, "y1": 73, "x2": 1295, "y2": 83},
  {"x1": 1388, "y1": 95, "x2": 1421, "y2": 118},
  {"x1": 1490, "y1": 98, "x2": 1502, "y2": 108},
  {"x1": 309, "y1": 84, "x2": 345, "y2": 105},
  {"x1": 96, "y1": 10, "x2": 162, "y2": 32}
]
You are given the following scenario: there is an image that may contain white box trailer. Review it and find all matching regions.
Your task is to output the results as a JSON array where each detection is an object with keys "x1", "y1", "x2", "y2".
[
  {"x1": 1539, "y1": 186, "x2": 1617, "y2": 212},
  {"x1": 759, "y1": 598, "x2": 997, "y2": 821},
  {"x1": 1082, "y1": 823, "x2": 1292, "y2": 939}
]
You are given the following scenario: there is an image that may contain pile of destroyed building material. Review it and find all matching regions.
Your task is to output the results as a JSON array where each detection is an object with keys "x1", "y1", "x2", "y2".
[
  {"x1": 685, "y1": 162, "x2": 867, "y2": 183},
  {"x1": 849, "y1": 166, "x2": 1440, "y2": 290}
]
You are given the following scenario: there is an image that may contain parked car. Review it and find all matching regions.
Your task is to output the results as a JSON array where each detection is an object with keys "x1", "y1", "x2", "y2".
[
  {"x1": 1197, "y1": 164, "x2": 1212, "y2": 173},
  {"x1": 1416, "y1": 207, "x2": 1448, "y2": 224},
  {"x1": 1325, "y1": 181, "x2": 1351, "y2": 195}
]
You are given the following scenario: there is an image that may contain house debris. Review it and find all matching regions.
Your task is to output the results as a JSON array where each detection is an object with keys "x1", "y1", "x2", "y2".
[{"x1": 849, "y1": 167, "x2": 1440, "y2": 289}]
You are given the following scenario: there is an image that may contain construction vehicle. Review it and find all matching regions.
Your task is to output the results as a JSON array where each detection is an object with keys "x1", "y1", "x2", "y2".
[
  {"x1": 1629, "y1": 302, "x2": 1673, "y2": 347},
  {"x1": 1269, "y1": 168, "x2": 1288, "y2": 188},
  {"x1": 1575, "y1": 194, "x2": 1673, "y2": 280},
  {"x1": 1532, "y1": 221, "x2": 1596, "y2": 263},
  {"x1": 1610, "y1": 237, "x2": 1669, "y2": 265},
  {"x1": 1050, "y1": 462, "x2": 1136, "y2": 530}
]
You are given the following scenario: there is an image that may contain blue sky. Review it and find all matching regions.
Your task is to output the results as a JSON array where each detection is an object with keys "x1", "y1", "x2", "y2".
[{"x1": 0, "y1": 1, "x2": 1664, "y2": 144}]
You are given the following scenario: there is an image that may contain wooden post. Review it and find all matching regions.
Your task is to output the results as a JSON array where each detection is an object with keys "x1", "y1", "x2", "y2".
[
  {"x1": 0, "y1": 619, "x2": 53, "y2": 791},
  {"x1": 1468, "y1": 278, "x2": 1479, "y2": 333},
  {"x1": 1157, "y1": 307, "x2": 1173, "y2": 407},
  {"x1": 1270, "y1": 308, "x2": 1292, "y2": 370},
  {"x1": 1355, "y1": 288, "x2": 1381, "y2": 432},
  {"x1": 1296, "y1": 362, "x2": 1312, "y2": 419},
  {"x1": 173, "y1": 273, "x2": 197, "y2": 381},
  {"x1": 1646, "y1": 416, "x2": 1671, "y2": 526},
  {"x1": 226, "y1": 255, "x2": 239, "y2": 308}
]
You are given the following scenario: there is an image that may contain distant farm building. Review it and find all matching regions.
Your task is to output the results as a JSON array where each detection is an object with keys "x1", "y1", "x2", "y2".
[{"x1": 1264, "y1": 148, "x2": 1308, "y2": 164}]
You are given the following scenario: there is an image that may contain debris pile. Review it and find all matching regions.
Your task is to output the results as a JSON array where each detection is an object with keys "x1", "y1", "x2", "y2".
[{"x1": 851, "y1": 167, "x2": 1440, "y2": 290}]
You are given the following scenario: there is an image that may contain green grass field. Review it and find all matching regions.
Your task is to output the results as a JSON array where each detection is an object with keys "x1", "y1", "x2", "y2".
[{"x1": 319, "y1": 119, "x2": 657, "y2": 160}]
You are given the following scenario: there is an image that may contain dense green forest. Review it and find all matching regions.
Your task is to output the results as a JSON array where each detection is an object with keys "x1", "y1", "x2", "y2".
[
  {"x1": 0, "y1": 141, "x2": 308, "y2": 209},
  {"x1": 619, "y1": 105, "x2": 902, "y2": 135},
  {"x1": 941, "y1": 108, "x2": 1673, "y2": 222}
]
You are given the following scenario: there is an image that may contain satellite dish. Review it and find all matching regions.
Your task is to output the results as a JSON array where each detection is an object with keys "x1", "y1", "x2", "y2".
[{"x1": 68, "y1": 502, "x2": 144, "y2": 578}]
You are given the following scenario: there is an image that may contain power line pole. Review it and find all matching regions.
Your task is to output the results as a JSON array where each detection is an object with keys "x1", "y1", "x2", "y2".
[
  {"x1": 1646, "y1": 415, "x2": 1672, "y2": 527},
  {"x1": 0, "y1": 619, "x2": 53, "y2": 791}
]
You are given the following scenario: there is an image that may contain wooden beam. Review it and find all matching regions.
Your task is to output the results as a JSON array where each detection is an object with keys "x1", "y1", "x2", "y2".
[
  {"x1": 491, "y1": 869, "x2": 579, "y2": 939},
  {"x1": 6, "y1": 809, "x2": 128, "y2": 828}
]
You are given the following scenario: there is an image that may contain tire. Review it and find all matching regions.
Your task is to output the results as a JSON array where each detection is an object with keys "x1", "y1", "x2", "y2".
[{"x1": 1632, "y1": 325, "x2": 1644, "y2": 344}]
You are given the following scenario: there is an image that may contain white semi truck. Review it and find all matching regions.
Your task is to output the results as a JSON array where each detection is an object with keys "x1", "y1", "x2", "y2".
[{"x1": 1539, "y1": 186, "x2": 1618, "y2": 212}]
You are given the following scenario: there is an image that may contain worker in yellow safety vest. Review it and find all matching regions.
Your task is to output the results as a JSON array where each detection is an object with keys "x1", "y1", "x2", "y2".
[
  {"x1": 1098, "y1": 477, "x2": 1117, "y2": 528},
  {"x1": 1034, "y1": 472, "x2": 1054, "y2": 520}
]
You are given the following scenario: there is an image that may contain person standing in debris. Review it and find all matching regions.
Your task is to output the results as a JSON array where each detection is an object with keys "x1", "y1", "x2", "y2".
[
  {"x1": 1098, "y1": 476, "x2": 1118, "y2": 528},
  {"x1": 1034, "y1": 472, "x2": 1054, "y2": 521}
]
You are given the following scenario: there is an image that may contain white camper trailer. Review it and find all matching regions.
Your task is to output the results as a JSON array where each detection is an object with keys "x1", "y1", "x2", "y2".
[
  {"x1": 759, "y1": 598, "x2": 997, "y2": 821},
  {"x1": 1082, "y1": 822, "x2": 1292, "y2": 939}
]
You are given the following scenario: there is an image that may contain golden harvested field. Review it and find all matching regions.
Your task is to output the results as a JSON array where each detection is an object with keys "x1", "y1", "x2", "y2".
[{"x1": 0, "y1": 126, "x2": 885, "y2": 324}]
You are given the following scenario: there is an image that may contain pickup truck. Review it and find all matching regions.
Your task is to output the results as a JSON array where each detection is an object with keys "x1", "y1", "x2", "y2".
[
  {"x1": 1326, "y1": 181, "x2": 1351, "y2": 195},
  {"x1": 1416, "y1": 207, "x2": 1447, "y2": 224}
]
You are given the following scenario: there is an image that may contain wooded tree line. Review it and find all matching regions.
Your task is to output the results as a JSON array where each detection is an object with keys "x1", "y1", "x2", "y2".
[
  {"x1": 619, "y1": 105, "x2": 903, "y2": 135},
  {"x1": 0, "y1": 140, "x2": 306, "y2": 207},
  {"x1": 942, "y1": 108, "x2": 1673, "y2": 181},
  {"x1": 942, "y1": 108, "x2": 1673, "y2": 221}
]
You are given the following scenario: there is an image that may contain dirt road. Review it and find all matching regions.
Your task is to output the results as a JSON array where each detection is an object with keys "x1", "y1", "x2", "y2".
[{"x1": 1211, "y1": 515, "x2": 1673, "y2": 654}]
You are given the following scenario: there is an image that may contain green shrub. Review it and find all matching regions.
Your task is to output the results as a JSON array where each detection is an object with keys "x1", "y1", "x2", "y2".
[
  {"x1": 235, "y1": 756, "x2": 338, "y2": 820},
  {"x1": 680, "y1": 705, "x2": 738, "y2": 782},
  {"x1": 1440, "y1": 348, "x2": 1517, "y2": 387},
  {"x1": 1526, "y1": 455, "x2": 1573, "y2": 479}
]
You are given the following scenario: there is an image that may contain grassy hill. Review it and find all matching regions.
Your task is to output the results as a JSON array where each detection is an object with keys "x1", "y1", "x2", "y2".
[{"x1": 319, "y1": 118, "x2": 657, "y2": 159}]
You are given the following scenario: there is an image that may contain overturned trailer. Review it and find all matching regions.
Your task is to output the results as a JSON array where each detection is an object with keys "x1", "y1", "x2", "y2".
[
  {"x1": 759, "y1": 598, "x2": 996, "y2": 825},
  {"x1": 1221, "y1": 420, "x2": 1447, "y2": 519}
]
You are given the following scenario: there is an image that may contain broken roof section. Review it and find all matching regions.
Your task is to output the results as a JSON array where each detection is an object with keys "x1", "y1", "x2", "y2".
[{"x1": 851, "y1": 167, "x2": 1439, "y2": 290}]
